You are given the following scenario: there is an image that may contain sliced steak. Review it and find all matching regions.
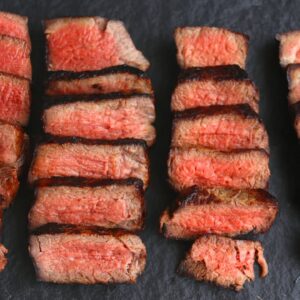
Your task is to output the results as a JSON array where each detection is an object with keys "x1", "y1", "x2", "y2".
[
  {"x1": 46, "y1": 66, "x2": 153, "y2": 96},
  {"x1": 178, "y1": 235, "x2": 268, "y2": 291},
  {"x1": 29, "y1": 177, "x2": 144, "y2": 231},
  {"x1": 0, "y1": 165, "x2": 19, "y2": 208},
  {"x1": 168, "y1": 147, "x2": 270, "y2": 190},
  {"x1": 160, "y1": 186, "x2": 278, "y2": 239},
  {"x1": 0, "y1": 72, "x2": 30, "y2": 126},
  {"x1": 28, "y1": 138, "x2": 149, "y2": 188},
  {"x1": 42, "y1": 94, "x2": 156, "y2": 146},
  {"x1": 171, "y1": 66, "x2": 259, "y2": 112},
  {"x1": 292, "y1": 101, "x2": 300, "y2": 138},
  {"x1": 0, "y1": 243, "x2": 7, "y2": 272},
  {"x1": 29, "y1": 227, "x2": 146, "y2": 284},
  {"x1": 175, "y1": 27, "x2": 249, "y2": 69},
  {"x1": 287, "y1": 64, "x2": 300, "y2": 105},
  {"x1": 172, "y1": 105, "x2": 268, "y2": 151},
  {"x1": 0, "y1": 35, "x2": 31, "y2": 79},
  {"x1": 277, "y1": 31, "x2": 300, "y2": 67},
  {"x1": 45, "y1": 17, "x2": 149, "y2": 72},
  {"x1": 0, "y1": 11, "x2": 30, "y2": 45}
]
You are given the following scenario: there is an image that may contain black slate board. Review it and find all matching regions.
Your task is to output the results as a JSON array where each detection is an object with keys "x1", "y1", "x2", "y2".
[{"x1": 0, "y1": 0, "x2": 300, "y2": 299}]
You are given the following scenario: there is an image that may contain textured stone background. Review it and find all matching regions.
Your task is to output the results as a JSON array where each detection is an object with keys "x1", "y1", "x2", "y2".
[{"x1": 0, "y1": 0, "x2": 299, "y2": 299}]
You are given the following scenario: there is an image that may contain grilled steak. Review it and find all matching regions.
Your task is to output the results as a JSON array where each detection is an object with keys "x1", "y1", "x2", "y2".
[
  {"x1": 160, "y1": 186, "x2": 278, "y2": 239},
  {"x1": 29, "y1": 227, "x2": 146, "y2": 284},
  {"x1": 0, "y1": 35, "x2": 31, "y2": 79},
  {"x1": 178, "y1": 235, "x2": 268, "y2": 291},
  {"x1": 175, "y1": 27, "x2": 249, "y2": 69},
  {"x1": 29, "y1": 177, "x2": 144, "y2": 231},
  {"x1": 168, "y1": 147, "x2": 270, "y2": 190},
  {"x1": 42, "y1": 94, "x2": 156, "y2": 146},
  {"x1": 0, "y1": 72, "x2": 30, "y2": 126},
  {"x1": 0, "y1": 11, "x2": 30, "y2": 45},
  {"x1": 172, "y1": 105, "x2": 268, "y2": 151},
  {"x1": 0, "y1": 166, "x2": 19, "y2": 208},
  {"x1": 28, "y1": 138, "x2": 149, "y2": 188},
  {"x1": 292, "y1": 101, "x2": 300, "y2": 138},
  {"x1": 0, "y1": 243, "x2": 7, "y2": 272},
  {"x1": 277, "y1": 31, "x2": 300, "y2": 67},
  {"x1": 287, "y1": 64, "x2": 300, "y2": 105},
  {"x1": 171, "y1": 66, "x2": 259, "y2": 112},
  {"x1": 46, "y1": 66, "x2": 153, "y2": 96},
  {"x1": 45, "y1": 17, "x2": 149, "y2": 72}
]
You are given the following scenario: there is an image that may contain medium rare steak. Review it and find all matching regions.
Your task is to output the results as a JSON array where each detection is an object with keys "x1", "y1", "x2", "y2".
[
  {"x1": 175, "y1": 27, "x2": 249, "y2": 69},
  {"x1": 42, "y1": 94, "x2": 156, "y2": 145},
  {"x1": 171, "y1": 65, "x2": 259, "y2": 112},
  {"x1": 29, "y1": 227, "x2": 146, "y2": 284},
  {"x1": 46, "y1": 66, "x2": 153, "y2": 96},
  {"x1": 0, "y1": 244, "x2": 7, "y2": 272},
  {"x1": 0, "y1": 72, "x2": 30, "y2": 126},
  {"x1": 168, "y1": 147, "x2": 270, "y2": 190},
  {"x1": 28, "y1": 137, "x2": 149, "y2": 188},
  {"x1": 29, "y1": 177, "x2": 144, "y2": 231},
  {"x1": 277, "y1": 31, "x2": 300, "y2": 67},
  {"x1": 178, "y1": 235, "x2": 268, "y2": 291},
  {"x1": 287, "y1": 64, "x2": 300, "y2": 105},
  {"x1": 0, "y1": 166, "x2": 19, "y2": 208},
  {"x1": 45, "y1": 17, "x2": 149, "y2": 72},
  {"x1": 160, "y1": 186, "x2": 278, "y2": 239},
  {"x1": 172, "y1": 105, "x2": 268, "y2": 151},
  {"x1": 0, "y1": 35, "x2": 31, "y2": 79}
]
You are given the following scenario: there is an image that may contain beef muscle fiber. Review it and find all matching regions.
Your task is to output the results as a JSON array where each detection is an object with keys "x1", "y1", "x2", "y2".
[
  {"x1": 172, "y1": 105, "x2": 268, "y2": 151},
  {"x1": 45, "y1": 17, "x2": 149, "y2": 72},
  {"x1": 171, "y1": 65, "x2": 259, "y2": 112},
  {"x1": 168, "y1": 147, "x2": 270, "y2": 190},
  {"x1": 46, "y1": 66, "x2": 153, "y2": 96},
  {"x1": 42, "y1": 95, "x2": 156, "y2": 146},
  {"x1": 287, "y1": 64, "x2": 300, "y2": 105},
  {"x1": 28, "y1": 138, "x2": 149, "y2": 188},
  {"x1": 175, "y1": 27, "x2": 249, "y2": 69},
  {"x1": 178, "y1": 235, "x2": 268, "y2": 291},
  {"x1": 29, "y1": 229, "x2": 146, "y2": 284},
  {"x1": 29, "y1": 178, "x2": 144, "y2": 231},
  {"x1": 277, "y1": 31, "x2": 300, "y2": 67},
  {"x1": 160, "y1": 186, "x2": 278, "y2": 239},
  {"x1": 0, "y1": 244, "x2": 7, "y2": 272},
  {"x1": 0, "y1": 165, "x2": 19, "y2": 208}
]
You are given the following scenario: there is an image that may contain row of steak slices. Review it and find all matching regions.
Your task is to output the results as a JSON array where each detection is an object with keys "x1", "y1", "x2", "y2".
[
  {"x1": 160, "y1": 27, "x2": 278, "y2": 291},
  {"x1": 0, "y1": 12, "x2": 32, "y2": 272},
  {"x1": 27, "y1": 17, "x2": 153, "y2": 284}
]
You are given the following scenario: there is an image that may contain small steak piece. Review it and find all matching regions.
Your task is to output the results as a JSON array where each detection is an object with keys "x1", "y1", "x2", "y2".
[
  {"x1": 171, "y1": 65, "x2": 259, "y2": 112},
  {"x1": 28, "y1": 138, "x2": 149, "y2": 188},
  {"x1": 172, "y1": 105, "x2": 268, "y2": 151},
  {"x1": 0, "y1": 11, "x2": 30, "y2": 45},
  {"x1": 175, "y1": 27, "x2": 249, "y2": 69},
  {"x1": 168, "y1": 147, "x2": 270, "y2": 190},
  {"x1": 0, "y1": 244, "x2": 7, "y2": 272},
  {"x1": 0, "y1": 35, "x2": 31, "y2": 79},
  {"x1": 160, "y1": 186, "x2": 278, "y2": 239},
  {"x1": 42, "y1": 94, "x2": 156, "y2": 146},
  {"x1": 45, "y1": 17, "x2": 149, "y2": 72},
  {"x1": 178, "y1": 235, "x2": 268, "y2": 291},
  {"x1": 46, "y1": 66, "x2": 153, "y2": 96},
  {"x1": 0, "y1": 121, "x2": 28, "y2": 165},
  {"x1": 0, "y1": 72, "x2": 30, "y2": 126},
  {"x1": 29, "y1": 228, "x2": 146, "y2": 284},
  {"x1": 29, "y1": 177, "x2": 144, "y2": 231},
  {"x1": 0, "y1": 166, "x2": 19, "y2": 208},
  {"x1": 293, "y1": 102, "x2": 300, "y2": 138},
  {"x1": 287, "y1": 64, "x2": 300, "y2": 105},
  {"x1": 277, "y1": 31, "x2": 300, "y2": 67}
]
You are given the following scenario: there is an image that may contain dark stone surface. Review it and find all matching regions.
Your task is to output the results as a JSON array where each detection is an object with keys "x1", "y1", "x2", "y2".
[{"x1": 0, "y1": 0, "x2": 299, "y2": 299}]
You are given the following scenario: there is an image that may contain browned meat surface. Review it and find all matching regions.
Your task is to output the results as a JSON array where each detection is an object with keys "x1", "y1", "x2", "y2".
[
  {"x1": 287, "y1": 64, "x2": 300, "y2": 105},
  {"x1": 175, "y1": 27, "x2": 249, "y2": 69},
  {"x1": 0, "y1": 243, "x2": 7, "y2": 272},
  {"x1": 0, "y1": 165, "x2": 19, "y2": 208},
  {"x1": 178, "y1": 235, "x2": 268, "y2": 291},
  {"x1": 277, "y1": 31, "x2": 300, "y2": 67},
  {"x1": 29, "y1": 228, "x2": 146, "y2": 284},
  {"x1": 293, "y1": 101, "x2": 300, "y2": 138},
  {"x1": 160, "y1": 186, "x2": 278, "y2": 239}
]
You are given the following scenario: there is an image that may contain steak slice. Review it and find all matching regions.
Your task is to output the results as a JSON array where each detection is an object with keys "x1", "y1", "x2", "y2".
[
  {"x1": 0, "y1": 11, "x2": 30, "y2": 45},
  {"x1": 178, "y1": 235, "x2": 268, "y2": 291},
  {"x1": 168, "y1": 147, "x2": 270, "y2": 190},
  {"x1": 277, "y1": 31, "x2": 300, "y2": 67},
  {"x1": 287, "y1": 64, "x2": 300, "y2": 105},
  {"x1": 171, "y1": 66, "x2": 259, "y2": 112},
  {"x1": 175, "y1": 27, "x2": 249, "y2": 69},
  {"x1": 45, "y1": 17, "x2": 149, "y2": 72},
  {"x1": 29, "y1": 227, "x2": 146, "y2": 284},
  {"x1": 292, "y1": 101, "x2": 300, "y2": 138},
  {"x1": 28, "y1": 137, "x2": 149, "y2": 189},
  {"x1": 0, "y1": 165, "x2": 19, "y2": 208},
  {"x1": 0, "y1": 243, "x2": 7, "y2": 272},
  {"x1": 42, "y1": 94, "x2": 156, "y2": 146},
  {"x1": 172, "y1": 105, "x2": 268, "y2": 151},
  {"x1": 29, "y1": 177, "x2": 144, "y2": 231},
  {"x1": 0, "y1": 35, "x2": 31, "y2": 79},
  {"x1": 160, "y1": 186, "x2": 278, "y2": 239},
  {"x1": 46, "y1": 66, "x2": 153, "y2": 96},
  {"x1": 0, "y1": 72, "x2": 30, "y2": 126}
]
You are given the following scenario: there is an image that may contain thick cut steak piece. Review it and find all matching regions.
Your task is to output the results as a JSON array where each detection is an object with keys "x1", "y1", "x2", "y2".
[{"x1": 277, "y1": 31, "x2": 300, "y2": 67}]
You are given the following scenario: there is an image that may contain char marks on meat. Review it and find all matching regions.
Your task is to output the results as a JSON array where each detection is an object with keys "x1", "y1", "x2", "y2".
[{"x1": 0, "y1": 165, "x2": 19, "y2": 208}]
